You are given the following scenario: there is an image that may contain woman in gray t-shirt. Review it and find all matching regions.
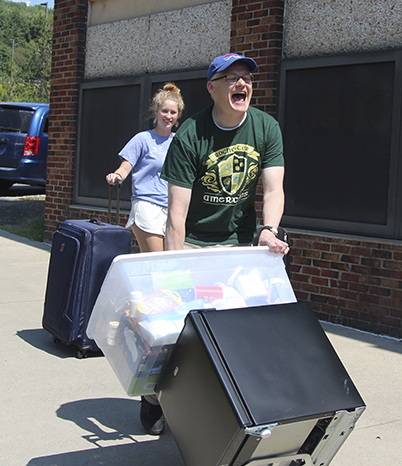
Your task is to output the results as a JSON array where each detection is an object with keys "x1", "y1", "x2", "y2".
[{"x1": 106, "y1": 83, "x2": 184, "y2": 252}]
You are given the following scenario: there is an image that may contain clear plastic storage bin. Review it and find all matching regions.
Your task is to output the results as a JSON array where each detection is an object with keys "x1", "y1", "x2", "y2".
[{"x1": 87, "y1": 246, "x2": 296, "y2": 396}]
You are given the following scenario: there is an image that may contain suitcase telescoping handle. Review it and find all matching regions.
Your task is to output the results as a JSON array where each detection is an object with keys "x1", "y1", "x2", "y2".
[{"x1": 108, "y1": 178, "x2": 123, "y2": 225}]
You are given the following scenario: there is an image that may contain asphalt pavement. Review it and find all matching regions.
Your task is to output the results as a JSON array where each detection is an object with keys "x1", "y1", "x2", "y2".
[{"x1": 1, "y1": 228, "x2": 401, "y2": 466}]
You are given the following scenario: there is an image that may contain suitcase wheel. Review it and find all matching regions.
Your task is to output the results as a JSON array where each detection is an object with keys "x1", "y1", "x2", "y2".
[
  {"x1": 77, "y1": 349, "x2": 89, "y2": 359},
  {"x1": 52, "y1": 336, "x2": 60, "y2": 343}
]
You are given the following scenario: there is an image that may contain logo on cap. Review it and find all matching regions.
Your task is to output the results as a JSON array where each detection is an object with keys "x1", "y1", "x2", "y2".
[{"x1": 224, "y1": 53, "x2": 241, "y2": 61}]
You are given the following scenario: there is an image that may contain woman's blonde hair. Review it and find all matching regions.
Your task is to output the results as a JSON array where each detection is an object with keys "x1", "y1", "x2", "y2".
[{"x1": 152, "y1": 83, "x2": 185, "y2": 121}]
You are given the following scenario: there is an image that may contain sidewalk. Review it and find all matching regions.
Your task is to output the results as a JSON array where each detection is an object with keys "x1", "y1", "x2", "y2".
[{"x1": 0, "y1": 228, "x2": 401, "y2": 466}]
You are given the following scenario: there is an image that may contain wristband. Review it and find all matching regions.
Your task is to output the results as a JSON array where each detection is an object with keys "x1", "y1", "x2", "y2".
[{"x1": 260, "y1": 225, "x2": 278, "y2": 237}]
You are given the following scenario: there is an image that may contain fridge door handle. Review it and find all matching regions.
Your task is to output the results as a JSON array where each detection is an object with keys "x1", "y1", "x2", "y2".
[{"x1": 245, "y1": 423, "x2": 277, "y2": 438}]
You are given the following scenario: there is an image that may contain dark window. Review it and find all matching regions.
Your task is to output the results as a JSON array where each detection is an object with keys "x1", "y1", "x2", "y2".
[
  {"x1": 76, "y1": 77, "x2": 145, "y2": 207},
  {"x1": 149, "y1": 72, "x2": 211, "y2": 127},
  {"x1": 75, "y1": 70, "x2": 210, "y2": 209},
  {"x1": 0, "y1": 108, "x2": 34, "y2": 133},
  {"x1": 43, "y1": 117, "x2": 49, "y2": 134},
  {"x1": 279, "y1": 50, "x2": 402, "y2": 239}
]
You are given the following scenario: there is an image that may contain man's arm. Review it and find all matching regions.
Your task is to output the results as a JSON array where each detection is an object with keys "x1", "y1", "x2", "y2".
[
  {"x1": 165, "y1": 183, "x2": 192, "y2": 250},
  {"x1": 258, "y1": 166, "x2": 289, "y2": 255}
]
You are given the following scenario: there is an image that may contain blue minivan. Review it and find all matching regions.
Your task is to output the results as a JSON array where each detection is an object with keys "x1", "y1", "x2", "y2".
[{"x1": 0, "y1": 102, "x2": 49, "y2": 191}]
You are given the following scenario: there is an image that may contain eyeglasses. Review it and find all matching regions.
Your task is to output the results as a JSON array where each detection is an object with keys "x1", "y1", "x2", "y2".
[{"x1": 210, "y1": 74, "x2": 254, "y2": 85}]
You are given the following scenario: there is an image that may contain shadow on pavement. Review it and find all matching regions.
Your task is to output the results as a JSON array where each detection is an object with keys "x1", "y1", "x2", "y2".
[
  {"x1": 321, "y1": 321, "x2": 402, "y2": 354},
  {"x1": 27, "y1": 441, "x2": 184, "y2": 466},
  {"x1": 0, "y1": 184, "x2": 45, "y2": 197},
  {"x1": 16, "y1": 328, "x2": 103, "y2": 359},
  {"x1": 0, "y1": 228, "x2": 51, "y2": 250},
  {"x1": 27, "y1": 398, "x2": 184, "y2": 466},
  {"x1": 57, "y1": 398, "x2": 142, "y2": 441}
]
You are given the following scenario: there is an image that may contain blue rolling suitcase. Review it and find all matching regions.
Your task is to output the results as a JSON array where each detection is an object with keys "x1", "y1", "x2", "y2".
[{"x1": 42, "y1": 184, "x2": 132, "y2": 358}]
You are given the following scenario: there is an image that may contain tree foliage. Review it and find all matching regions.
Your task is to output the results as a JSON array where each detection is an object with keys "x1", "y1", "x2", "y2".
[{"x1": 0, "y1": 1, "x2": 53, "y2": 102}]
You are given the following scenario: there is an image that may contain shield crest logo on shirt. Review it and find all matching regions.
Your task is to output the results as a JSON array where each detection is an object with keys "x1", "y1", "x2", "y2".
[{"x1": 218, "y1": 155, "x2": 246, "y2": 195}]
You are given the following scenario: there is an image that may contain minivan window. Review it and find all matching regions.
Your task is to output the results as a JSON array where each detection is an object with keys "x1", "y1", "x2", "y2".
[
  {"x1": 0, "y1": 108, "x2": 34, "y2": 133},
  {"x1": 43, "y1": 116, "x2": 49, "y2": 134}
]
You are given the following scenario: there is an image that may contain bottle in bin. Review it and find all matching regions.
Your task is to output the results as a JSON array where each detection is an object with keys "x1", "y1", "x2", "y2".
[
  {"x1": 269, "y1": 277, "x2": 294, "y2": 304},
  {"x1": 129, "y1": 291, "x2": 143, "y2": 319},
  {"x1": 107, "y1": 321, "x2": 119, "y2": 345}
]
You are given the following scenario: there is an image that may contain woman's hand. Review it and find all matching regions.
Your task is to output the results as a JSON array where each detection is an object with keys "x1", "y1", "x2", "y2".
[
  {"x1": 106, "y1": 161, "x2": 132, "y2": 185},
  {"x1": 106, "y1": 172, "x2": 123, "y2": 185}
]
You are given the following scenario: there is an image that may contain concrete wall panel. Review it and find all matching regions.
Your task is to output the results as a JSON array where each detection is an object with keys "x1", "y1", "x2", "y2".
[
  {"x1": 85, "y1": 1, "x2": 231, "y2": 78},
  {"x1": 89, "y1": 0, "x2": 219, "y2": 26},
  {"x1": 284, "y1": 0, "x2": 402, "y2": 58}
]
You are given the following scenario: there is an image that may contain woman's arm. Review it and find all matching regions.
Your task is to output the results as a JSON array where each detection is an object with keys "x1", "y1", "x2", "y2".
[{"x1": 106, "y1": 160, "x2": 133, "y2": 185}]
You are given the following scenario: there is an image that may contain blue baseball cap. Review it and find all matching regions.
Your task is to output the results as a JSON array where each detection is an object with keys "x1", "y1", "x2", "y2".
[{"x1": 207, "y1": 53, "x2": 258, "y2": 81}]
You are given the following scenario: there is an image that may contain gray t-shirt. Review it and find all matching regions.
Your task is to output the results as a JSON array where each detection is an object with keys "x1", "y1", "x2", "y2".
[{"x1": 119, "y1": 130, "x2": 174, "y2": 208}]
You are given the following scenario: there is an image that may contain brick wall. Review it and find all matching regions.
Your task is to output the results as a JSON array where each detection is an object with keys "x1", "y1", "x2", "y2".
[
  {"x1": 231, "y1": 0, "x2": 284, "y2": 115},
  {"x1": 44, "y1": 0, "x2": 89, "y2": 242},
  {"x1": 289, "y1": 231, "x2": 402, "y2": 339},
  {"x1": 230, "y1": 0, "x2": 285, "y2": 222}
]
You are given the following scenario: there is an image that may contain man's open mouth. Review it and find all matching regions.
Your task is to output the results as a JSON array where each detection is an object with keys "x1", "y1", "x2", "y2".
[{"x1": 232, "y1": 92, "x2": 246, "y2": 102}]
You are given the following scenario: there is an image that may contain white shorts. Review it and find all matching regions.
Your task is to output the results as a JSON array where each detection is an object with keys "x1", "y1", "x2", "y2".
[{"x1": 125, "y1": 199, "x2": 167, "y2": 236}]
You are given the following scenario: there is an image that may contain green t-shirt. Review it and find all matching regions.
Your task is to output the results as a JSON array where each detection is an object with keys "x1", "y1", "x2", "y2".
[{"x1": 161, "y1": 105, "x2": 284, "y2": 245}]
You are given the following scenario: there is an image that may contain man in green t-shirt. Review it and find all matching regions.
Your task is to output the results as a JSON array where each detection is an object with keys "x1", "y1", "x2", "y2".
[
  {"x1": 161, "y1": 53, "x2": 289, "y2": 253},
  {"x1": 140, "y1": 54, "x2": 289, "y2": 436}
]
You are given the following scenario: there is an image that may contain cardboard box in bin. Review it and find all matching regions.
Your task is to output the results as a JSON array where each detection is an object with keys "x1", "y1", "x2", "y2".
[{"x1": 87, "y1": 247, "x2": 296, "y2": 396}]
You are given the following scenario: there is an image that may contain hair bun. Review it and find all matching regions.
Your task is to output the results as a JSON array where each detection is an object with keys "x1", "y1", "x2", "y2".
[{"x1": 163, "y1": 82, "x2": 180, "y2": 94}]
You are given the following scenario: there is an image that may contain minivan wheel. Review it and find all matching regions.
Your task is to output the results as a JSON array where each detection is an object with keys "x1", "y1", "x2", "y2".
[{"x1": 0, "y1": 180, "x2": 13, "y2": 191}]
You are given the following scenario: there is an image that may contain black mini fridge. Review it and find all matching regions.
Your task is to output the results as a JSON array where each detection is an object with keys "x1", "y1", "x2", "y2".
[{"x1": 156, "y1": 302, "x2": 365, "y2": 466}]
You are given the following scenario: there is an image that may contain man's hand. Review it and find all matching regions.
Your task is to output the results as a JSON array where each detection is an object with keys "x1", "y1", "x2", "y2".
[{"x1": 258, "y1": 228, "x2": 290, "y2": 255}]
